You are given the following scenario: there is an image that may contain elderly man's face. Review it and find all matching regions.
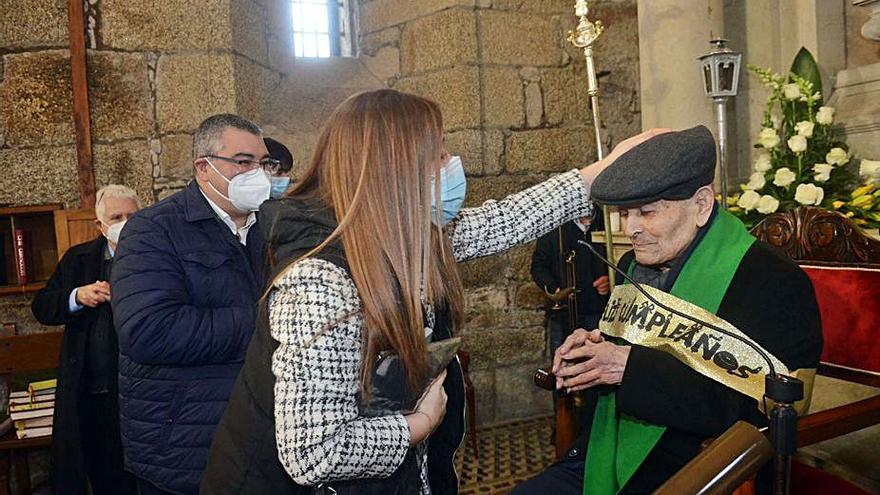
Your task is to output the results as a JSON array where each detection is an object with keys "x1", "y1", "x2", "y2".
[{"x1": 620, "y1": 192, "x2": 711, "y2": 266}]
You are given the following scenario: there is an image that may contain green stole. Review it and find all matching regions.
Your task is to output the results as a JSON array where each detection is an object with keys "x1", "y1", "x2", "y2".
[{"x1": 581, "y1": 209, "x2": 755, "y2": 494}]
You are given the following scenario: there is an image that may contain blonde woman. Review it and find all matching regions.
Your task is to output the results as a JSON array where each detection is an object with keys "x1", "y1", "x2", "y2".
[{"x1": 202, "y1": 89, "x2": 659, "y2": 495}]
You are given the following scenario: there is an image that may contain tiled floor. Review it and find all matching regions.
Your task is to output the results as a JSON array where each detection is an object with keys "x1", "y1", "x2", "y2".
[{"x1": 455, "y1": 415, "x2": 556, "y2": 495}]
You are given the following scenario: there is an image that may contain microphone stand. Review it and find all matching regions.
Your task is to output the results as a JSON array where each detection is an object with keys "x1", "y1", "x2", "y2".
[{"x1": 577, "y1": 239, "x2": 803, "y2": 495}]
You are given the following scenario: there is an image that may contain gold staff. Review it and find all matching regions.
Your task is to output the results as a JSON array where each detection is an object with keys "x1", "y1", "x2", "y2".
[{"x1": 568, "y1": 0, "x2": 615, "y2": 286}]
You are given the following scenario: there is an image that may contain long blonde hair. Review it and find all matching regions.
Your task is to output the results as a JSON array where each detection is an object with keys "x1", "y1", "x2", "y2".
[{"x1": 277, "y1": 89, "x2": 464, "y2": 394}]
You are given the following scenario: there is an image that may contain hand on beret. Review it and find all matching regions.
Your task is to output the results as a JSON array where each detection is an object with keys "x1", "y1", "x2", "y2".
[{"x1": 579, "y1": 128, "x2": 672, "y2": 191}]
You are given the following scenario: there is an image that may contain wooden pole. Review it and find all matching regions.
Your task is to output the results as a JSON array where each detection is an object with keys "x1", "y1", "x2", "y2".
[{"x1": 67, "y1": 0, "x2": 96, "y2": 209}]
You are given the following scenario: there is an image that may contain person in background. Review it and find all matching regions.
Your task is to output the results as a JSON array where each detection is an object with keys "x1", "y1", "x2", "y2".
[
  {"x1": 531, "y1": 215, "x2": 611, "y2": 365},
  {"x1": 31, "y1": 184, "x2": 140, "y2": 495},
  {"x1": 531, "y1": 214, "x2": 610, "y2": 430},
  {"x1": 264, "y1": 137, "x2": 294, "y2": 198},
  {"x1": 111, "y1": 114, "x2": 275, "y2": 495}
]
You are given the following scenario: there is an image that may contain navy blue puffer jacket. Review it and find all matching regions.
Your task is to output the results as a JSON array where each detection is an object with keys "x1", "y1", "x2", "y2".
[{"x1": 111, "y1": 181, "x2": 265, "y2": 494}]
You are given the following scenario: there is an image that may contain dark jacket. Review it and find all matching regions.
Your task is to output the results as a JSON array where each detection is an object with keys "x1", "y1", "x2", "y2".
[
  {"x1": 530, "y1": 220, "x2": 609, "y2": 328},
  {"x1": 31, "y1": 236, "x2": 120, "y2": 494},
  {"x1": 567, "y1": 239, "x2": 823, "y2": 494},
  {"x1": 201, "y1": 197, "x2": 465, "y2": 495},
  {"x1": 111, "y1": 181, "x2": 265, "y2": 494}
]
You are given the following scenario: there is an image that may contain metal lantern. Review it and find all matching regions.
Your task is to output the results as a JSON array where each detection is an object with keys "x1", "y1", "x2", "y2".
[{"x1": 698, "y1": 39, "x2": 742, "y2": 209}]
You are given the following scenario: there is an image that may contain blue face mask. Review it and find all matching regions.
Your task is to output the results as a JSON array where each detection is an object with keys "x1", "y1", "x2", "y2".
[
  {"x1": 431, "y1": 156, "x2": 467, "y2": 225},
  {"x1": 270, "y1": 176, "x2": 291, "y2": 199}
]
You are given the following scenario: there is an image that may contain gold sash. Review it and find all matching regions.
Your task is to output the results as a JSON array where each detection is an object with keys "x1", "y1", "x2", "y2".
[{"x1": 599, "y1": 284, "x2": 789, "y2": 403}]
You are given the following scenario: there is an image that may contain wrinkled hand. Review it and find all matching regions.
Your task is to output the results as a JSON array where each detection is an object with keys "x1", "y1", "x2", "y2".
[
  {"x1": 592, "y1": 276, "x2": 610, "y2": 296},
  {"x1": 547, "y1": 287, "x2": 574, "y2": 302},
  {"x1": 552, "y1": 328, "x2": 604, "y2": 376},
  {"x1": 405, "y1": 370, "x2": 448, "y2": 446},
  {"x1": 579, "y1": 128, "x2": 672, "y2": 189},
  {"x1": 75, "y1": 281, "x2": 111, "y2": 308},
  {"x1": 554, "y1": 333, "x2": 630, "y2": 392}
]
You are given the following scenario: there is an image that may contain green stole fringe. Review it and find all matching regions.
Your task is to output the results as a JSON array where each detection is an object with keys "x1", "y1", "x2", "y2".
[{"x1": 581, "y1": 209, "x2": 755, "y2": 494}]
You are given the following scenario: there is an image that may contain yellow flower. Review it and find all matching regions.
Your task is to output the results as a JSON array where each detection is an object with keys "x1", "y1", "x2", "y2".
[
  {"x1": 852, "y1": 183, "x2": 877, "y2": 198},
  {"x1": 851, "y1": 194, "x2": 875, "y2": 208},
  {"x1": 832, "y1": 200, "x2": 845, "y2": 210}
]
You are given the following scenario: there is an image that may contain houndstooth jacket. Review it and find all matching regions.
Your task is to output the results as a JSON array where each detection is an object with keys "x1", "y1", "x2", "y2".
[{"x1": 270, "y1": 170, "x2": 594, "y2": 492}]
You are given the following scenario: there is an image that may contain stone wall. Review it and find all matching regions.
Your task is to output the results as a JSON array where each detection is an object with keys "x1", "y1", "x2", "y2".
[
  {"x1": 0, "y1": 0, "x2": 286, "y2": 337},
  {"x1": 0, "y1": 0, "x2": 641, "y2": 428}
]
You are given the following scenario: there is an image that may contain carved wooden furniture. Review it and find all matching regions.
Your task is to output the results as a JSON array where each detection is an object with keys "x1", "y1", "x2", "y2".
[
  {"x1": 0, "y1": 332, "x2": 63, "y2": 495},
  {"x1": 751, "y1": 206, "x2": 880, "y2": 494}
]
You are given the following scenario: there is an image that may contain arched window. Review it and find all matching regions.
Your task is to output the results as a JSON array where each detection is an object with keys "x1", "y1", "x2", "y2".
[{"x1": 291, "y1": 0, "x2": 355, "y2": 58}]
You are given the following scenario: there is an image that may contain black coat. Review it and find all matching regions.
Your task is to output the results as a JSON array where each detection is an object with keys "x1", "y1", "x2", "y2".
[
  {"x1": 567, "y1": 241, "x2": 823, "y2": 494},
  {"x1": 530, "y1": 221, "x2": 609, "y2": 327},
  {"x1": 30, "y1": 236, "x2": 117, "y2": 494}
]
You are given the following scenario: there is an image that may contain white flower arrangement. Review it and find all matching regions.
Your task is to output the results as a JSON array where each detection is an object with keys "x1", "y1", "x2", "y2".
[{"x1": 729, "y1": 49, "x2": 880, "y2": 229}]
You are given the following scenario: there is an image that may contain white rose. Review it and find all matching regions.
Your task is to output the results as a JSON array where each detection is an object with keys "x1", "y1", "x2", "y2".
[
  {"x1": 816, "y1": 106, "x2": 835, "y2": 125},
  {"x1": 795, "y1": 121, "x2": 814, "y2": 138},
  {"x1": 860, "y1": 159, "x2": 880, "y2": 182},
  {"x1": 753, "y1": 151, "x2": 772, "y2": 172},
  {"x1": 794, "y1": 183, "x2": 825, "y2": 206},
  {"x1": 737, "y1": 190, "x2": 761, "y2": 211},
  {"x1": 759, "y1": 128, "x2": 780, "y2": 149},
  {"x1": 773, "y1": 167, "x2": 797, "y2": 187},
  {"x1": 787, "y1": 135, "x2": 807, "y2": 153},
  {"x1": 744, "y1": 172, "x2": 766, "y2": 191},
  {"x1": 783, "y1": 83, "x2": 801, "y2": 100},
  {"x1": 826, "y1": 147, "x2": 849, "y2": 166},
  {"x1": 813, "y1": 163, "x2": 833, "y2": 182},
  {"x1": 757, "y1": 195, "x2": 780, "y2": 214}
]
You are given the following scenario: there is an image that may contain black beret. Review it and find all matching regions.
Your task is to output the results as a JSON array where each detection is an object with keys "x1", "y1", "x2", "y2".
[
  {"x1": 264, "y1": 137, "x2": 294, "y2": 171},
  {"x1": 591, "y1": 125, "x2": 716, "y2": 207}
]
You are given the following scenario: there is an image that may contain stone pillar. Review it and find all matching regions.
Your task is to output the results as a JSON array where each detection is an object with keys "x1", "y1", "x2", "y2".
[
  {"x1": 636, "y1": 0, "x2": 724, "y2": 131},
  {"x1": 721, "y1": 0, "x2": 845, "y2": 183}
]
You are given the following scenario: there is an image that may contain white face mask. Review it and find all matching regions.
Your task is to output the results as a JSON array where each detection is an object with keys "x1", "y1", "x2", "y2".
[
  {"x1": 105, "y1": 220, "x2": 126, "y2": 246},
  {"x1": 206, "y1": 158, "x2": 272, "y2": 212}
]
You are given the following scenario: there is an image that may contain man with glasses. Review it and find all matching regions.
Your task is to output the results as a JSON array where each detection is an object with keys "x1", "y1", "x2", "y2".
[{"x1": 111, "y1": 114, "x2": 273, "y2": 495}]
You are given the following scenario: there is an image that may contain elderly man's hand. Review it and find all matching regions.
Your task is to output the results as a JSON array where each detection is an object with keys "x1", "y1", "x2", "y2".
[
  {"x1": 75, "y1": 281, "x2": 111, "y2": 308},
  {"x1": 553, "y1": 329, "x2": 630, "y2": 392},
  {"x1": 552, "y1": 328, "x2": 603, "y2": 377},
  {"x1": 592, "y1": 275, "x2": 610, "y2": 295}
]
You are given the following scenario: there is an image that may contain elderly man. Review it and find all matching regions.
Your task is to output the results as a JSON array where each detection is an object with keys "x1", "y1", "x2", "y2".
[
  {"x1": 32, "y1": 185, "x2": 140, "y2": 495},
  {"x1": 513, "y1": 126, "x2": 823, "y2": 494},
  {"x1": 111, "y1": 114, "x2": 277, "y2": 495}
]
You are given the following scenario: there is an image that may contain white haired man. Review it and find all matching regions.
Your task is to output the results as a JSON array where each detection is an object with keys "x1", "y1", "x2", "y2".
[{"x1": 32, "y1": 184, "x2": 141, "y2": 495}]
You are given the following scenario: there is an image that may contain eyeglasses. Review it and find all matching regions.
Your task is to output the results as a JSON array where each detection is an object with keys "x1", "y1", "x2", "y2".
[{"x1": 203, "y1": 154, "x2": 281, "y2": 173}]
